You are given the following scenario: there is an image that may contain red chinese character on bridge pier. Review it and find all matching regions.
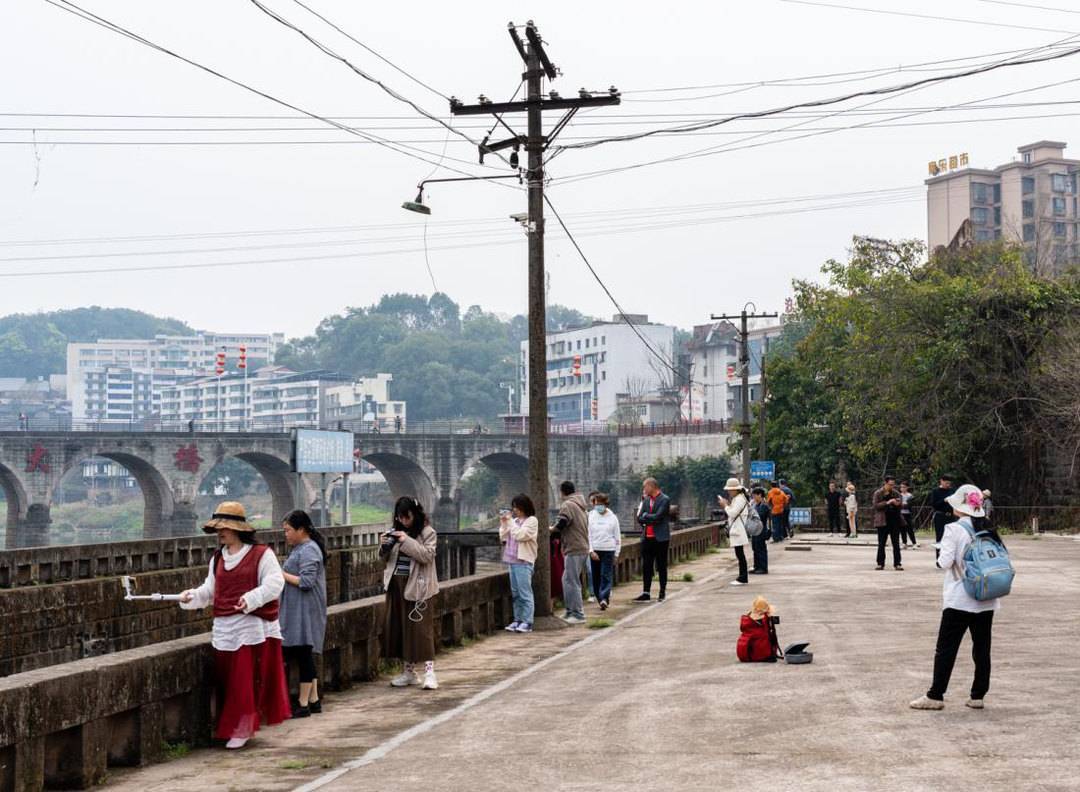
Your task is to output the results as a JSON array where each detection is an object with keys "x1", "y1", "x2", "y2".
[
  {"x1": 174, "y1": 444, "x2": 203, "y2": 473},
  {"x1": 25, "y1": 444, "x2": 50, "y2": 473}
]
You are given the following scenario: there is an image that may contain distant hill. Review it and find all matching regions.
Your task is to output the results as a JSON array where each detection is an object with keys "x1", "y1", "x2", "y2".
[{"x1": 0, "y1": 307, "x2": 193, "y2": 377}]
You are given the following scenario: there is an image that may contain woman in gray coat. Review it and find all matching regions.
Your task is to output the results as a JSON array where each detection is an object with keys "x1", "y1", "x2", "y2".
[{"x1": 280, "y1": 510, "x2": 327, "y2": 718}]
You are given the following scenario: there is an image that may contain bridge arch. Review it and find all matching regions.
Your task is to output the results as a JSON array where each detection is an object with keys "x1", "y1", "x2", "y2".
[
  {"x1": 0, "y1": 461, "x2": 29, "y2": 533},
  {"x1": 360, "y1": 451, "x2": 439, "y2": 517},
  {"x1": 58, "y1": 451, "x2": 175, "y2": 537},
  {"x1": 230, "y1": 451, "x2": 301, "y2": 529}
]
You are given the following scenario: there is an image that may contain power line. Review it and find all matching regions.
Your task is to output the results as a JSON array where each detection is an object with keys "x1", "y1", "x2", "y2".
[
  {"x1": 779, "y1": 0, "x2": 1079, "y2": 35},
  {"x1": 43, "y1": 0, "x2": 510, "y2": 182},
  {"x1": 554, "y1": 41, "x2": 1080, "y2": 151},
  {"x1": 975, "y1": 0, "x2": 1080, "y2": 13}
]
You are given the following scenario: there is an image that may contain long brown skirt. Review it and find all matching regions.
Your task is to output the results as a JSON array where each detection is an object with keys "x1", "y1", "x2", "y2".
[{"x1": 383, "y1": 575, "x2": 435, "y2": 663}]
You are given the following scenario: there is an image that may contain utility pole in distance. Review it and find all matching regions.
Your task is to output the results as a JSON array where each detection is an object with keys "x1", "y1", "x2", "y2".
[
  {"x1": 452, "y1": 21, "x2": 620, "y2": 620},
  {"x1": 711, "y1": 306, "x2": 778, "y2": 486}
]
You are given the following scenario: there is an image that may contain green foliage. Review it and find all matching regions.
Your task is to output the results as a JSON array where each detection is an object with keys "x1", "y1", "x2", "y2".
[
  {"x1": 280, "y1": 760, "x2": 308, "y2": 770},
  {"x1": 644, "y1": 459, "x2": 687, "y2": 503},
  {"x1": 162, "y1": 741, "x2": 191, "y2": 761},
  {"x1": 587, "y1": 618, "x2": 615, "y2": 629},
  {"x1": 0, "y1": 307, "x2": 192, "y2": 377},
  {"x1": 762, "y1": 237, "x2": 1080, "y2": 507},
  {"x1": 348, "y1": 504, "x2": 391, "y2": 525},
  {"x1": 645, "y1": 455, "x2": 733, "y2": 515},
  {"x1": 681, "y1": 572, "x2": 694, "y2": 582}
]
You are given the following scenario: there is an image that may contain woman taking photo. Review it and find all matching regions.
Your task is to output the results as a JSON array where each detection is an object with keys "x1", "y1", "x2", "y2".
[
  {"x1": 380, "y1": 496, "x2": 441, "y2": 690},
  {"x1": 719, "y1": 478, "x2": 751, "y2": 586},
  {"x1": 179, "y1": 501, "x2": 291, "y2": 749},
  {"x1": 499, "y1": 493, "x2": 539, "y2": 633},
  {"x1": 280, "y1": 509, "x2": 327, "y2": 718}
]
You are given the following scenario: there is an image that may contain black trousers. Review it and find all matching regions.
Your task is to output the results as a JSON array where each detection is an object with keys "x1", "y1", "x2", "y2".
[
  {"x1": 751, "y1": 531, "x2": 769, "y2": 572},
  {"x1": 876, "y1": 518, "x2": 902, "y2": 567},
  {"x1": 933, "y1": 513, "x2": 949, "y2": 558},
  {"x1": 641, "y1": 538, "x2": 669, "y2": 594},
  {"x1": 733, "y1": 545, "x2": 749, "y2": 583},
  {"x1": 283, "y1": 644, "x2": 317, "y2": 683},
  {"x1": 928, "y1": 608, "x2": 994, "y2": 701},
  {"x1": 827, "y1": 511, "x2": 842, "y2": 533},
  {"x1": 900, "y1": 513, "x2": 917, "y2": 545}
]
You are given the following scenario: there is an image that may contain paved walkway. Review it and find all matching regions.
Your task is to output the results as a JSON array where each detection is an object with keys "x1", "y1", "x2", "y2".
[{"x1": 108, "y1": 535, "x2": 1080, "y2": 792}]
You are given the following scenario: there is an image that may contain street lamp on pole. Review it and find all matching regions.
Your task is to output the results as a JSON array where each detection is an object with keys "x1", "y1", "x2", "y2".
[{"x1": 401, "y1": 174, "x2": 523, "y2": 215}]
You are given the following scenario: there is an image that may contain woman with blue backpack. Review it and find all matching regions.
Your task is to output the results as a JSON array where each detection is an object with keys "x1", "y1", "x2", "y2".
[{"x1": 910, "y1": 484, "x2": 1014, "y2": 711}]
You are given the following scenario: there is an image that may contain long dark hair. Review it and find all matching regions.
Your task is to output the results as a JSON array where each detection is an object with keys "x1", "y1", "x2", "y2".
[
  {"x1": 392, "y1": 496, "x2": 429, "y2": 539},
  {"x1": 283, "y1": 509, "x2": 327, "y2": 560},
  {"x1": 972, "y1": 515, "x2": 1005, "y2": 548}
]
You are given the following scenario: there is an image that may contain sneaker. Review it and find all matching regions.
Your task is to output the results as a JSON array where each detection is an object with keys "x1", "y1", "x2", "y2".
[
  {"x1": 291, "y1": 704, "x2": 311, "y2": 718},
  {"x1": 895, "y1": 565, "x2": 904, "y2": 571},
  {"x1": 563, "y1": 614, "x2": 587, "y2": 625},
  {"x1": 504, "y1": 621, "x2": 520, "y2": 632},
  {"x1": 909, "y1": 695, "x2": 945, "y2": 711},
  {"x1": 658, "y1": 592, "x2": 666, "y2": 602},
  {"x1": 599, "y1": 600, "x2": 608, "y2": 611},
  {"x1": 632, "y1": 592, "x2": 651, "y2": 603},
  {"x1": 749, "y1": 569, "x2": 765, "y2": 575},
  {"x1": 390, "y1": 670, "x2": 419, "y2": 687},
  {"x1": 875, "y1": 565, "x2": 885, "y2": 571},
  {"x1": 729, "y1": 580, "x2": 747, "y2": 586},
  {"x1": 515, "y1": 622, "x2": 533, "y2": 633},
  {"x1": 308, "y1": 699, "x2": 322, "y2": 714},
  {"x1": 225, "y1": 737, "x2": 249, "y2": 749},
  {"x1": 965, "y1": 699, "x2": 984, "y2": 709},
  {"x1": 422, "y1": 671, "x2": 439, "y2": 690}
]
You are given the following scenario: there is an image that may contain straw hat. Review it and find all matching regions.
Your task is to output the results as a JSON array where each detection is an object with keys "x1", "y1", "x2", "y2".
[
  {"x1": 749, "y1": 595, "x2": 775, "y2": 620},
  {"x1": 946, "y1": 484, "x2": 985, "y2": 518},
  {"x1": 203, "y1": 501, "x2": 255, "y2": 533},
  {"x1": 723, "y1": 477, "x2": 744, "y2": 491}
]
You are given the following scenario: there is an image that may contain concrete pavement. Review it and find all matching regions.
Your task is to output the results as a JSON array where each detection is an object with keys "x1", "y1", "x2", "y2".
[{"x1": 107, "y1": 535, "x2": 1080, "y2": 792}]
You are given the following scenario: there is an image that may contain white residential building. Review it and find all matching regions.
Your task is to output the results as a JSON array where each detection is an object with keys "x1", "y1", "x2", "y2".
[
  {"x1": 687, "y1": 320, "x2": 785, "y2": 423},
  {"x1": 519, "y1": 314, "x2": 676, "y2": 426},
  {"x1": 67, "y1": 331, "x2": 284, "y2": 423},
  {"x1": 324, "y1": 374, "x2": 407, "y2": 431}
]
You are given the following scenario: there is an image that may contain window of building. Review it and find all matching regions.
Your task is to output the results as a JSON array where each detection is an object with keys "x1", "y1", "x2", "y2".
[
  {"x1": 601, "y1": 335, "x2": 606, "y2": 345},
  {"x1": 1053, "y1": 197, "x2": 1066, "y2": 215},
  {"x1": 972, "y1": 207, "x2": 990, "y2": 225},
  {"x1": 1023, "y1": 199, "x2": 1034, "y2": 219},
  {"x1": 972, "y1": 183, "x2": 990, "y2": 204},
  {"x1": 585, "y1": 338, "x2": 590, "y2": 348},
  {"x1": 1054, "y1": 222, "x2": 1067, "y2": 237},
  {"x1": 1023, "y1": 151, "x2": 1033, "y2": 164},
  {"x1": 992, "y1": 184, "x2": 1001, "y2": 203},
  {"x1": 576, "y1": 340, "x2": 581, "y2": 350},
  {"x1": 993, "y1": 207, "x2": 1001, "y2": 226},
  {"x1": 601, "y1": 371, "x2": 607, "y2": 381},
  {"x1": 585, "y1": 373, "x2": 592, "y2": 383},
  {"x1": 1022, "y1": 176, "x2": 1035, "y2": 194},
  {"x1": 703, "y1": 364, "x2": 708, "y2": 377},
  {"x1": 1051, "y1": 173, "x2": 1070, "y2": 193},
  {"x1": 975, "y1": 229, "x2": 994, "y2": 242},
  {"x1": 1023, "y1": 223, "x2": 1036, "y2": 242}
]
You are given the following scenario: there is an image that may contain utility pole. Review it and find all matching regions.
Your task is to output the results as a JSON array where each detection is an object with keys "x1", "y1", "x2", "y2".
[
  {"x1": 711, "y1": 307, "x2": 778, "y2": 486},
  {"x1": 452, "y1": 21, "x2": 620, "y2": 619},
  {"x1": 758, "y1": 352, "x2": 767, "y2": 459}
]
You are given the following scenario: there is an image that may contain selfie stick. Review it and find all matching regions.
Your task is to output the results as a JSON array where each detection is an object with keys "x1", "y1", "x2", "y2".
[{"x1": 121, "y1": 575, "x2": 183, "y2": 602}]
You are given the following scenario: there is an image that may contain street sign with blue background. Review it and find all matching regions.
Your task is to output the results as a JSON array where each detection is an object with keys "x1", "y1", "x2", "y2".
[
  {"x1": 750, "y1": 460, "x2": 775, "y2": 481},
  {"x1": 791, "y1": 507, "x2": 812, "y2": 525}
]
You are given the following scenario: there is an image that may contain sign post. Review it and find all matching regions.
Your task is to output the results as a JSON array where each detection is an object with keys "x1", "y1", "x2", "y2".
[
  {"x1": 292, "y1": 429, "x2": 355, "y2": 527},
  {"x1": 750, "y1": 460, "x2": 775, "y2": 482}
]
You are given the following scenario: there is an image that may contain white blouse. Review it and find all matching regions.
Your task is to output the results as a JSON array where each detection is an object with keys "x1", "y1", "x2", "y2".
[{"x1": 180, "y1": 544, "x2": 285, "y2": 651}]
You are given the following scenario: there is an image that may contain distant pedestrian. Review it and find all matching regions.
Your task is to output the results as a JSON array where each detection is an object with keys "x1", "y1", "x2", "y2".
[
  {"x1": 872, "y1": 476, "x2": 904, "y2": 571},
  {"x1": 930, "y1": 474, "x2": 956, "y2": 558},
  {"x1": 550, "y1": 481, "x2": 590, "y2": 623},
  {"x1": 178, "y1": 501, "x2": 290, "y2": 750},
  {"x1": 394, "y1": 415, "x2": 403, "y2": 433},
  {"x1": 910, "y1": 485, "x2": 1003, "y2": 711},
  {"x1": 779, "y1": 479, "x2": 795, "y2": 537},
  {"x1": 981, "y1": 490, "x2": 994, "y2": 523},
  {"x1": 380, "y1": 496, "x2": 441, "y2": 690},
  {"x1": 634, "y1": 477, "x2": 672, "y2": 603},
  {"x1": 899, "y1": 481, "x2": 918, "y2": 548},
  {"x1": 844, "y1": 482, "x2": 858, "y2": 539},
  {"x1": 750, "y1": 487, "x2": 770, "y2": 574},
  {"x1": 280, "y1": 510, "x2": 327, "y2": 718},
  {"x1": 825, "y1": 481, "x2": 844, "y2": 536},
  {"x1": 499, "y1": 493, "x2": 539, "y2": 634},
  {"x1": 766, "y1": 481, "x2": 788, "y2": 542},
  {"x1": 720, "y1": 478, "x2": 751, "y2": 586},
  {"x1": 587, "y1": 492, "x2": 621, "y2": 610}
]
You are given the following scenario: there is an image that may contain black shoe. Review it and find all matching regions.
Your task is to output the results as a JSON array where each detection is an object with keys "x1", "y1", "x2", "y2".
[
  {"x1": 875, "y1": 565, "x2": 885, "y2": 571},
  {"x1": 894, "y1": 565, "x2": 904, "y2": 571},
  {"x1": 633, "y1": 592, "x2": 651, "y2": 602},
  {"x1": 308, "y1": 699, "x2": 322, "y2": 714},
  {"x1": 750, "y1": 569, "x2": 768, "y2": 574},
  {"x1": 292, "y1": 704, "x2": 311, "y2": 718},
  {"x1": 658, "y1": 592, "x2": 666, "y2": 602}
]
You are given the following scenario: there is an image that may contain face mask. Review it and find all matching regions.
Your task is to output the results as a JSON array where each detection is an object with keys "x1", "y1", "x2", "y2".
[{"x1": 594, "y1": 505, "x2": 607, "y2": 514}]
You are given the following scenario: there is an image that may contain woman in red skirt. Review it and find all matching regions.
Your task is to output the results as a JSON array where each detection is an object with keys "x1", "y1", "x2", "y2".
[{"x1": 179, "y1": 501, "x2": 291, "y2": 749}]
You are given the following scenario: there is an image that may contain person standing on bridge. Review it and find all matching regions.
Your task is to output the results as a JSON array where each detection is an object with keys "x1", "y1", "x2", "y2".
[
  {"x1": 550, "y1": 481, "x2": 590, "y2": 624},
  {"x1": 634, "y1": 477, "x2": 672, "y2": 603},
  {"x1": 178, "y1": 501, "x2": 291, "y2": 750},
  {"x1": 500, "y1": 493, "x2": 539, "y2": 633},
  {"x1": 380, "y1": 496, "x2": 441, "y2": 689},
  {"x1": 280, "y1": 510, "x2": 327, "y2": 718},
  {"x1": 719, "y1": 478, "x2": 751, "y2": 586}
]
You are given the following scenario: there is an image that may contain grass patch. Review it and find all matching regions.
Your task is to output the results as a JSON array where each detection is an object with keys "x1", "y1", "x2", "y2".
[
  {"x1": 378, "y1": 658, "x2": 402, "y2": 677},
  {"x1": 350, "y1": 504, "x2": 391, "y2": 524},
  {"x1": 681, "y1": 572, "x2": 694, "y2": 582},
  {"x1": 162, "y1": 741, "x2": 190, "y2": 761},
  {"x1": 706, "y1": 546, "x2": 721, "y2": 554},
  {"x1": 587, "y1": 618, "x2": 615, "y2": 629},
  {"x1": 280, "y1": 760, "x2": 309, "y2": 770}
]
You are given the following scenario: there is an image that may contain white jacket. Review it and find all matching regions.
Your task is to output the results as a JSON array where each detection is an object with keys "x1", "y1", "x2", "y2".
[
  {"x1": 587, "y1": 508, "x2": 622, "y2": 555},
  {"x1": 725, "y1": 493, "x2": 750, "y2": 547}
]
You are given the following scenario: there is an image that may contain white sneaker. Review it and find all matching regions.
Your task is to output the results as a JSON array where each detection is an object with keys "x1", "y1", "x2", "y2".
[
  {"x1": 422, "y1": 670, "x2": 439, "y2": 690},
  {"x1": 515, "y1": 622, "x2": 533, "y2": 633},
  {"x1": 391, "y1": 670, "x2": 419, "y2": 687},
  {"x1": 504, "y1": 621, "x2": 520, "y2": 632},
  {"x1": 729, "y1": 580, "x2": 747, "y2": 586},
  {"x1": 562, "y1": 614, "x2": 587, "y2": 625},
  {"x1": 965, "y1": 699, "x2": 985, "y2": 709},
  {"x1": 225, "y1": 737, "x2": 249, "y2": 749},
  {"x1": 909, "y1": 695, "x2": 944, "y2": 710}
]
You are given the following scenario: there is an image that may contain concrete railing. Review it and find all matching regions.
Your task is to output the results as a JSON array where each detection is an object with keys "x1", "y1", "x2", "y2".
[{"x1": 0, "y1": 524, "x2": 717, "y2": 791}]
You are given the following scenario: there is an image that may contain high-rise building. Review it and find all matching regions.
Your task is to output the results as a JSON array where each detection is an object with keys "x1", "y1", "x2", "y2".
[
  {"x1": 519, "y1": 315, "x2": 676, "y2": 426},
  {"x1": 686, "y1": 320, "x2": 784, "y2": 423},
  {"x1": 926, "y1": 140, "x2": 1079, "y2": 273}
]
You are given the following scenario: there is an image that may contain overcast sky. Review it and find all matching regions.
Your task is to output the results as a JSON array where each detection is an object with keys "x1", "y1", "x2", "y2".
[{"x1": 2, "y1": 0, "x2": 1078, "y2": 339}]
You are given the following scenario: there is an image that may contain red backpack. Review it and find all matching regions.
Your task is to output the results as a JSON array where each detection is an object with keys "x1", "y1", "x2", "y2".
[{"x1": 736, "y1": 614, "x2": 780, "y2": 662}]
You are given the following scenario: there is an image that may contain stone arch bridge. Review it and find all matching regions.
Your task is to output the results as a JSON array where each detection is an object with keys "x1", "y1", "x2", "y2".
[{"x1": 0, "y1": 431, "x2": 619, "y2": 546}]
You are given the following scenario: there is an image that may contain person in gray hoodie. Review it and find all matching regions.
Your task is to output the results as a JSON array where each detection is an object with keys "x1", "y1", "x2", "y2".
[{"x1": 550, "y1": 480, "x2": 590, "y2": 624}]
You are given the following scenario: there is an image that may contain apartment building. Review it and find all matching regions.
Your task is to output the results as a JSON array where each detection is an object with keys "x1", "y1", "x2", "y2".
[
  {"x1": 686, "y1": 320, "x2": 785, "y2": 423},
  {"x1": 323, "y1": 374, "x2": 407, "y2": 431},
  {"x1": 926, "y1": 140, "x2": 1079, "y2": 273}
]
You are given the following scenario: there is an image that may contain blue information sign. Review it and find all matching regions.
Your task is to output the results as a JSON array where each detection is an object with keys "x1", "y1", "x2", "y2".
[
  {"x1": 790, "y1": 507, "x2": 812, "y2": 526},
  {"x1": 293, "y1": 429, "x2": 355, "y2": 473},
  {"x1": 750, "y1": 460, "x2": 775, "y2": 481}
]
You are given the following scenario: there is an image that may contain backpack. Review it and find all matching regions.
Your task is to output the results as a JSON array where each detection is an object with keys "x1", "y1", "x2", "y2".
[
  {"x1": 736, "y1": 614, "x2": 780, "y2": 662},
  {"x1": 744, "y1": 504, "x2": 764, "y2": 538},
  {"x1": 958, "y1": 522, "x2": 1015, "y2": 601}
]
